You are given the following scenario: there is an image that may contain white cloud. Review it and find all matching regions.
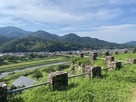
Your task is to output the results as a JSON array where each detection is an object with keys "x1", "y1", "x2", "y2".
[
  {"x1": 0, "y1": 0, "x2": 136, "y2": 43},
  {"x1": 76, "y1": 24, "x2": 136, "y2": 43},
  {"x1": 0, "y1": 0, "x2": 84, "y2": 25},
  {"x1": 0, "y1": 0, "x2": 123, "y2": 24}
]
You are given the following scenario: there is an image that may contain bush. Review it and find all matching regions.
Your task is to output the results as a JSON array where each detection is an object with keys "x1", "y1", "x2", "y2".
[
  {"x1": 32, "y1": 69, "x2": 43, "y2": 80},
  {"x1": 56, "y1": 64, "x2": 70, "y2": 71},
  {"x1": 133, "y1": 48, "x2": 136, "y2": 53}
]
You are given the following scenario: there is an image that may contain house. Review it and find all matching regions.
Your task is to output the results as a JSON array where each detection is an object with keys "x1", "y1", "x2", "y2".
[{"x1": 12, "y1": 76, "x2": 37, "y2": 87}]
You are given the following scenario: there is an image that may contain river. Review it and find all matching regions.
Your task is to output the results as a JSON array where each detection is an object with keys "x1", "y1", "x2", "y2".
[{"x1": 0, "y1": 61, "x2": 68, "y2": 79}]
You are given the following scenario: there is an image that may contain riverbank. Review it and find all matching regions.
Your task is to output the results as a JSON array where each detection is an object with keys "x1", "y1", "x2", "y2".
[
  {"x1": 0, "y1": 61, "x2": 68, "y2": 79},
  {"x1": 0, "y1": 56, "x2": 68, "y2": 73}
]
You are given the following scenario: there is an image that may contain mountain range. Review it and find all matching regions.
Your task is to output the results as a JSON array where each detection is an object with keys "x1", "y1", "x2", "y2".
[
  {"x1": 123, "y1": 41, "x2": 136, "y2": 46},
  {"x1": 0, "y1": 26, "x2": 132, "y2": 52}
]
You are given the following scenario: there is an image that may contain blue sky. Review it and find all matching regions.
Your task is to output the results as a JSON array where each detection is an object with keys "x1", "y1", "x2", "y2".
[{"x1": 0, "y1": 0, "x2": 136, "y2": 43}]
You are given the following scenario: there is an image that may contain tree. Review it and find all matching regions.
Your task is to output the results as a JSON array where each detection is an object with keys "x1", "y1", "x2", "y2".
[
  {"x1": 32, "y1": 69, "x2": 43, "y2": 81},
  {"x1": 133, "y1": 48, "x2": 136, "y2": 53},
  {"x1": 0, "y1": 57, "x2": 4, "y2": 62},
  {"x1": 70, "y1": 57, "x2": 79, "y2": 64}
]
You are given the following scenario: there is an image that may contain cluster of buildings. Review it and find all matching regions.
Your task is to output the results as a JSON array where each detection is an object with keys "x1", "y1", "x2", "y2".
[{"x1": 0, "y1": 48, "x2": 133, "y2": 57}]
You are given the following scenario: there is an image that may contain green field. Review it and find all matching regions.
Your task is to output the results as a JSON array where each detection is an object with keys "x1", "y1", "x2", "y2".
[
  {"x1": 1, "y1": 53, "x2": 136, "y2": 102},
  {"x1": 0, "y1": 56, "x2": 68, "y2": 73}
]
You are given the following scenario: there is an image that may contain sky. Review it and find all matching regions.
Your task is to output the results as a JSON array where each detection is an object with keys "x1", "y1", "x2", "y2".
[{"x1": 0, "y1": 0, "x2": 136, "y2": 43}]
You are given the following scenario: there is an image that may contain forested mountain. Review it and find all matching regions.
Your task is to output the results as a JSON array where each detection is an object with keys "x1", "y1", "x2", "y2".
[
  {"x1": 30, "y1": 30, "x2": 60, "y2": 41},
  {"x1": 0, "y1": 26, "x2": 131, "y2": 52},
  {"x1": 0, "y1": 37, "x2": 80, "y2": 52},
  {"x1": 29, "y1": 32, "x2": 122, "y2": 49},
  {"x1": 0, "y1": 26, "x2": 32, "y2": 38},
  {"x1": 60, "y1": 33, "x2": 120, "y2": 48},
  {"x1": 0, "y1": 35, "x2": 13, "y2": 45},
  {"x1": 124, "y1": 41, "x2": 136, "y2": 46}
]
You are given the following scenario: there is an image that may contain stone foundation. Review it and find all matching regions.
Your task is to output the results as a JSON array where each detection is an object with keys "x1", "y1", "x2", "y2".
[{"x1": 48, "y1": 71, "x2": 68, "y2": 90}]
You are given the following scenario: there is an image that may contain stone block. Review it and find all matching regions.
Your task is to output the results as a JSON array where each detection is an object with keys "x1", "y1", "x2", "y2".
[
  {"x1": 126, "y1": 58, "x2": 136, "y2": 64},
  {"x1": 0, "y1": 82, "x2": 7, "y2": 102},
  {"x1": 48, "y1": 71, "x2": 68, "y2": 90},
  {"x1": 79, "y1": 53, "x2": 84, "y2": 58},
  {"x1": 132, "y1": 59, "x2": 136, "y2": 64},
  {"x1": 111, "y1": 61, "x2": 122, "y2": 70},
  {"x1": 89, "y1": 53, "x2": 97, "y2": 64},
  {"x1": 88, "y1": 66, "x2": 101, "y2": 78},
  {"x1": 104, "y1": 52, "x2": 110, "y2": 56},
  {"x1": 105, "y1": 56, "x2": 114, "y2": 67}
]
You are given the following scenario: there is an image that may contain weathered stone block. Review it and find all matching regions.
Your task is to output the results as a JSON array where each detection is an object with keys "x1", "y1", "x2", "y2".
[
  {"x1": 93, "y1": 53, "x2": 98, "y2": 57},
  {"x1": 126, "y1": 58, "x2": 136, "y2": 64},
  {"x1": 111, "y1": 61, "x2": 122, "y2": 70},
  {"x1": 81, "y1": 65, "x2": 91, "y2": 73},
  {"x1": 69, "y1": 63, "x2": 76, "y2": 75},
  {"x1": 48, "y1": 71, "x2": 68, "y2": 90},
  {"x1": 104, "y1": 52, "x2": 110, "y2": 56},
  {"x1": 105, "y1": 56, "x2": 114, "y2": 67},
  {"x1": 79, "y1": 53, "x2": 84, "y2": 58},
  {"x1": 132, "y1": 59, "x2": 136, "y2": 64},
  {"x1": 0, "y1": 82, "x2": 7, "y2": 102},
  {"x1": 89, "y1": 53, "x2": 97, "y2": 64},
  {"x1": 126, "y1": 58, "x2": 131, "y2": 64},
  {"x1": 88, "y1": 66, "x2": 101, "y2": 78}
]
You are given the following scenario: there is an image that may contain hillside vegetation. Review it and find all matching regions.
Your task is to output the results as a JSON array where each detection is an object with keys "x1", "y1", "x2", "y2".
[
  {"x1": 124, "y1": 41, "x2": 136, "y2": 46},
  {"x1": 0, "y1": 26, "x2": 131, "y2": 52},
  {"x1": 0, "y1": 37, "x2": 80, "y2": 52},
  {"x1": 7, "y1": 53, "x2": 136, "y2": 102}
]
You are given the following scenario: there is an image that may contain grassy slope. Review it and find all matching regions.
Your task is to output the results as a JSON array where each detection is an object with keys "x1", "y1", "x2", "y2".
[
  {"x1": 0, "y1": 56, "x2": 68, "y2": 73},
  {"x1": 7, "y1": 53, "x2": 136, "y2": 102}
]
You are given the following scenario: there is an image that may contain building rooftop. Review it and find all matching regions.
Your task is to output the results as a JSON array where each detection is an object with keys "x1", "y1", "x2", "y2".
[{"x1": 12, "y1": 76, "x2": 37, "y2": 87}]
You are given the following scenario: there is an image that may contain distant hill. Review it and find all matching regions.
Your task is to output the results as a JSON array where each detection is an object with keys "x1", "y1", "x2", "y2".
[
  {"x1": 30, "y1": 30, "x2": 60, "y2": 41},
  {"x1": 0, "y1": 35, "x2": 12, "y2": 45},
  {"x1": 0, "y1": 26, "x2": 32, "y2": 38},
  {"x1": 60, "y1": 33, "x2": 121, "y2": 49},
  {"x1": 0, "y1": 37, "x2": 80, "y2": 52},
  {"x1": 124, "y1": 41, "x2": 136, "y2": 46},
  {"x1": 0, "y1": 26, "x2": 131, "y2": 52}
]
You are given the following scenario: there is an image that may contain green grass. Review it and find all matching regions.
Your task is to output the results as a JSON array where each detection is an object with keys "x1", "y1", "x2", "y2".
[
  {"x1": 0, "y1": 64, "x2": 70, "y2": 85},
  {"x1": 113, "y1": 53, "x2": 136, "y2": 60},
  {"x1": 8, "y1": 65, "x2": 135, "y2": 102},
  {"x1": 3, "y1": 53, "x2": 136, "y2": 102},
  {"x1": 0, "y1": 56, "x2": 68, "y2": 73}
]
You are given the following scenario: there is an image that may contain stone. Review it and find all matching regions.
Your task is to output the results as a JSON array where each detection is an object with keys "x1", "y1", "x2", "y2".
[
  {"x1": 79, "y1": 53, "x2": 84, "y2": 58},
  {"x1": 132, "y1": 59, "x2": 136, "y2": 64},
  {"x1": 48, "y1": 71, "x2": 68, "y2": 90},
  {"x1": 82, "y1": 65, "x2": 91, "y2": 73},
  {"x1": 88, "y1": 66, "x2": 101, "y2": 78},
  {"x1": 111, "y1": 61, "x2": 122, "y2": 70},
  {"x1": 93, "y1": 53, "x2": 98, "y2": 57},
  {"x1": 126, "y1": 58, "x2": 136, "y2": 64},
  {"x1": 104, "y1": 52, "x2": 110, "y2": 56},
  {"x1": 69, "y1": 63, "x2": 76, "y2": 75},
  {"x1": 105, "y1": 56, "x2": 114, "y2": 67},
  {"x1": 89, "y1": 53, "x2": 97, "y2": 64},
  {"x1": 0, "y1": 82, "x2": 7, "y2": 102}
]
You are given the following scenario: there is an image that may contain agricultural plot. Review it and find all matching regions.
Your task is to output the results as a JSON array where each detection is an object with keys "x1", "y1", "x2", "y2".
[{"x1": 0, "y1": 56, "x2": 68, "y2": 73}]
